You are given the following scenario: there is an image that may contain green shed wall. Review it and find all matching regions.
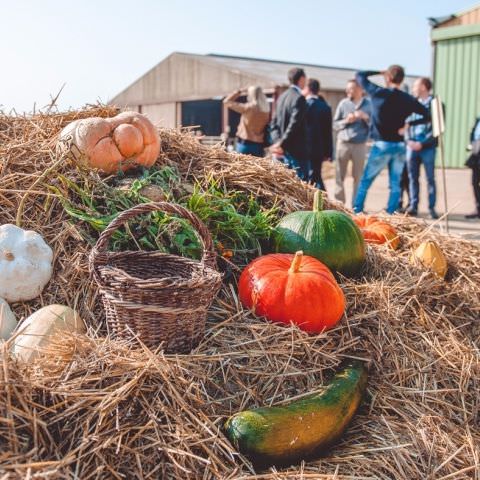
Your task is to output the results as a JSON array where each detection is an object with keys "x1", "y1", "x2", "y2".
[{"x1": 433, "y1": 26, "x2": 480, "y2": 167}]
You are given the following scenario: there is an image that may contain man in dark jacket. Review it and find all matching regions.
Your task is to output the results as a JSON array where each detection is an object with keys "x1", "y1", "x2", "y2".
[
  {"x1": 353, "y1": 65, "x2": 430, "y2": 214},
  {"x1": 304, "y1": 78, "x2": 333, "y2": 190},
  {"x1": 270, "y1": 68, "x2": 308, "y2": 179},
  {"x1": 465, "y1": 116, "x2": 480, "y2": 219}
]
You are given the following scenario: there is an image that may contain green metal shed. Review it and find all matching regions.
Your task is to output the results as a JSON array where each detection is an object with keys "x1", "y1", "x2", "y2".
[{"x1": 431, "y1": 4, "x2": 480, "y2": 167}]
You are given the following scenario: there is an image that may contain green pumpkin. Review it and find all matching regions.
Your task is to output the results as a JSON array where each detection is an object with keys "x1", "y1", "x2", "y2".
[{"x1": 275, "y1": 191, "x2": 365, "y2": 276}]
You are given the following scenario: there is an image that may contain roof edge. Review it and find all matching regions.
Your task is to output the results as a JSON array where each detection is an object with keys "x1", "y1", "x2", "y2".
[{"x1": 206, "y1": 53, "x2": 362, "y2": 72}]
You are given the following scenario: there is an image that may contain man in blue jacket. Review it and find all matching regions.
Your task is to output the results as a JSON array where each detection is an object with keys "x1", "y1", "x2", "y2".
[
  {"x1": 353, "y1": 65, "x2": 430, "y2": 214},
  {"x1": 304, "y1": 78, "x2": 333, "y2": 190},
  {"x1": 405, "y1": 77, "x2": 438, "y2": 219}
]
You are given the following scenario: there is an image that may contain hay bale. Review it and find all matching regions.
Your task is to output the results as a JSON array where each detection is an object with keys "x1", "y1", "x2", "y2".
[{"x1": 0, "y1": 106, "x2": 479, "y2": 479}]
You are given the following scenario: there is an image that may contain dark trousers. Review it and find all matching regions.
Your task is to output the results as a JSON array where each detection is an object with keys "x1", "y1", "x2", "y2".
[
  {"x1": 284, "y1": 153, "x2": 309, "y2": 181},
  {"x1": 310, "y1": 159, "x2": 325, "y2": 191},
  {"x1": 472, "y1": 162, "x2": 480, "y2": 213}
]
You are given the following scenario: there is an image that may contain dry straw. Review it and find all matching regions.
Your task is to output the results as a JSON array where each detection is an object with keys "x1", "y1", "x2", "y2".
[{"x1": 0, "y1": 106, "x2": 479, "y2": 479}]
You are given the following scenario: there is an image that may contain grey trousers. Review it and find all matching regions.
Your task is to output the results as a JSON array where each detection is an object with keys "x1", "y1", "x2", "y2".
[{"x1": 335, "y1": 140, "x2": 367, "y2": 204}]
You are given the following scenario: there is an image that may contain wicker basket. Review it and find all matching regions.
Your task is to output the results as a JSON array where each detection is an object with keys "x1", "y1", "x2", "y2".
[{"x1": 89, "y1": 202, "x2": 222, "y2": 353}]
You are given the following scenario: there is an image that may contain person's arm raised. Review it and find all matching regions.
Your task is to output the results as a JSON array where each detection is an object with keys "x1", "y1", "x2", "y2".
[
  {"x1": 223, "y1": 89, "x2": 248, "y2": 114},
  {"x1": 355, "y1": 71, "x2": 382, "y2": 97}
]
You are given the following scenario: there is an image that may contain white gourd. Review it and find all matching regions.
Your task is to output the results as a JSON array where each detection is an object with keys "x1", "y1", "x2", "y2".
[
  {"x1": 12, "y1": 304, "x2": 86, "y2": 362},
  {"x1": 0, "y1": 224, "x2": 53, "y2": 302},
  {"x1": 0, "y1": 297, "x2": 17, "y2": 341}
]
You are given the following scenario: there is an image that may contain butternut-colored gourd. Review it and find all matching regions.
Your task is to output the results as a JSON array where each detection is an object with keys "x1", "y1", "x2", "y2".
[{"x1": 410, "y1": 241, "x2": 447, "y2": 279}]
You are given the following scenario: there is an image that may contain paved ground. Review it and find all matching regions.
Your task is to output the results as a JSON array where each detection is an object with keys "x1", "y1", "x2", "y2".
[{"x1": 323, "y1": 165, "x2": 480, "y2": 240}]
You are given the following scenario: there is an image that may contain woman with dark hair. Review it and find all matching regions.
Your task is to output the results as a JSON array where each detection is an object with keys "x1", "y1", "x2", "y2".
[
  {"x1": 223, "y1": 86, "x2": 270, "y2": 157},
  {"x1": 465, "y1": 116, "x2": 480, "y2": 219}
]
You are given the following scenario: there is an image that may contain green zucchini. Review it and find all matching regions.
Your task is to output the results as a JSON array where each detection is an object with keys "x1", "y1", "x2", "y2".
[{"x1": 224, "y1": 360, "x2": 368, "y2": 465}]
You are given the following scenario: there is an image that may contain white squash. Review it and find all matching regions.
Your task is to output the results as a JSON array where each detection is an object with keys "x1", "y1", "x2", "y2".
[
  {"x1": 12, "y1": 304, "x2": 85, "y2": 362},
  {"x1": 0, "y1": 297, "x2": 17, "y2": 340},
  {"x1": 0, "y1": 224, "x2": 53, "y2": 302}
]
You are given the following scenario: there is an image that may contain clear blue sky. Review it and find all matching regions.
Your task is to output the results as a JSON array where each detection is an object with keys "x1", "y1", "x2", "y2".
[{"x1": 0, "y1": 0, "x2": 475, "y2": 112}]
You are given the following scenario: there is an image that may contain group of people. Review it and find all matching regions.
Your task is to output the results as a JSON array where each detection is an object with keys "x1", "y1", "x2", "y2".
[{"x1": 224, "y1": 65, "x2": 442, "y2": 218}]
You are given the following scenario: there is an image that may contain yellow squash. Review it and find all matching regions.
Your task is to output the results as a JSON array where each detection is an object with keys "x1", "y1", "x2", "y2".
[{"x1": 410, "y1": 240, "x2": 447, "y2": 279}]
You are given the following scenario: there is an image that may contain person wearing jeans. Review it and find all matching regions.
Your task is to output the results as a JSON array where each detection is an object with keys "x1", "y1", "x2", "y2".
[
  {"x1": 224, "y1": 86, "x2": 270, "y2": 157},
  {"x1": 354, "y1": 141, "x2": 406, "y2": 214},
  {"x1": 405, "y1": 77, "x2": 438, "y2": 219},
  {"x1": 353, "y1": 66, "x2": 430, "y2": 214}
]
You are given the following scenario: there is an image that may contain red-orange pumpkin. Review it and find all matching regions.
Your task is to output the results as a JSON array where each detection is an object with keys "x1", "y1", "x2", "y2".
[
  {"x1": 238, "y1": 251, "x2": 345, "y2": 333},
  {"x1": 57, "y1": 111, "x2": 160, "y2": 174},
  {"x1": 352, "y1": 215, "x2": 400, "y2": 250}
]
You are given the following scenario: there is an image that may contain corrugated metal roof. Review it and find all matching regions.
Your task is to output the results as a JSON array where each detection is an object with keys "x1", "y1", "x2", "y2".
[
  {"x1": 182, "y1": 52, "x2": 414, "y2": 90},
  {"x1": 110, "y1": 52, "x2": 416, "y2": 105}
]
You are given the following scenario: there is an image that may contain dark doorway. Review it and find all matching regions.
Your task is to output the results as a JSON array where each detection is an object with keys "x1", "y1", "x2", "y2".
[{"x1": 181, "y1": 100, "x2": 222, "y2": 136}]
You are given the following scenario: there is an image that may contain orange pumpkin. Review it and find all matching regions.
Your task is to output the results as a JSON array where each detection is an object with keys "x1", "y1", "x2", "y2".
[
  {"x1": 238, "y1": 251, "x2": 345, "y2": 333},
  {"x1": 352, "y1": 215, "x2": 400, "y2": 250},
  {"x1": 57, "y1": 111, "x2": 160, "y2": 174}
]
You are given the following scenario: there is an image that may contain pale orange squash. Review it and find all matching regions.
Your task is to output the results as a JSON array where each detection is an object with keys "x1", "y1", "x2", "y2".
[
  {"x1": 57, "y1": 111, "x2": 160, "y2": 174},
  {"x1": 352, "y1": 215, "x2": 400, "y2": 250}
]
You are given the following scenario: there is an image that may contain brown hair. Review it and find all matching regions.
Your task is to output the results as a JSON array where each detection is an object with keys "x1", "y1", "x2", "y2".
[
  {"x1": 307, "y1": 78, "x2": 320, "y2": 94},
  {"x1": 387, "y1": 65, "x2": 405, "y2": 85},
  {"x1": 419, "y1": 77, "x2": 432, "y2": 91},
  {"x1": 288, "y1": 67, "x2": 306, "y2": 85}
]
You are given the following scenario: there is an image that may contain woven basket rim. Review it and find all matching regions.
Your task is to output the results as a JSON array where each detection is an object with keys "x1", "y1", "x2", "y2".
[{"x1": 96, "y1": 262, "x2": 222, "y2": 289}]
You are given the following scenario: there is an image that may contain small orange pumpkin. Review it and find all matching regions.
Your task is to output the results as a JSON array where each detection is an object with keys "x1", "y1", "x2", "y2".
[
  {"x1": 352, "y1": 215, "x2": 400, "y2": 250},
  {"x1": 57, "y1": 111, "x2": 160, "y2": 174},
  {"x1": 238, "y1": 251, "x2": 345, "y2": 333}
]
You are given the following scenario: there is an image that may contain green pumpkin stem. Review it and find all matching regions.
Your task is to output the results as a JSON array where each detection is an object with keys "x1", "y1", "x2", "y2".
[
  {"x1": 313, "y1": 190, "x2": 323, "y2": 212},
  {"x1": 288, "y1": 251, "x2": 303, "y2": 274}
]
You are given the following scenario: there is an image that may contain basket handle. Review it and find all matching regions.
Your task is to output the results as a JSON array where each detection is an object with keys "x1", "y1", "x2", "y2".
[{"x1": 91, "y1": 202, "x2": 217, "y2": 269}]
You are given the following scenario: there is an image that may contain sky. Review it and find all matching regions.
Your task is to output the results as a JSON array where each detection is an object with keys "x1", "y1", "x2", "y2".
[{"x1": 0, "y1": 0, "x2": 475, "y2": 112}]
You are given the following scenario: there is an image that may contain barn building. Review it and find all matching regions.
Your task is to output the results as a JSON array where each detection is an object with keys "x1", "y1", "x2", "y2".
[
  {"x1": 110, "y1": 52, "x2": 414, "y2": 140},
  {"x1": 430, "y1": 3, "x2": 480, "y2": 167}
]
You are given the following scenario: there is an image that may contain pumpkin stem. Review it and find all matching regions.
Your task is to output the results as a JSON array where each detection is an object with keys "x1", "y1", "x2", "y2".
[
  {"x1": 3, "y1": 251, "x2": 14, "y2": 261},
  {"x1": 288, "y1": 251, "x2": 304, "y2": 274},
  {"x1": 313, "y1": 190, "x2": 323, "y2": 212}
]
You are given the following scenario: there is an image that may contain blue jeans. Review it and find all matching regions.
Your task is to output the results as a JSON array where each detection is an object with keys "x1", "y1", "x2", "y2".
[
  {"x1": 407, "y1": 146, "x2": 436, "y2": 210},
  {"x1": 236, "y1": 140, "x2": 264, "y2": 157},
  {"x1": 284, "y1": 153, "x2": 309, "y2": 180},
  {"x1": 353, "y1": 141, "x2": 406, "y2": 214}
]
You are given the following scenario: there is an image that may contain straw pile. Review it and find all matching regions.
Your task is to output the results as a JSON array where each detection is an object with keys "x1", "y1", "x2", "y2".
[{"x1": 0, "y1": 106, "x2": 479, "y2": 479}]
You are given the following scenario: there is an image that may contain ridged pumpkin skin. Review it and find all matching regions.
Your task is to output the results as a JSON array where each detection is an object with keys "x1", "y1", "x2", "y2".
[
  {"x1": 275, "y1": 192, "x2": 365, "y2": 276},
  {"x1": 352, "y1": 215, "x2": 400, "y2": 250},
  {"x1": 239, "y1": 252, "x2": 345, "y2": 333},
  {"x1": 410, "y1": 240, "x2": 447, "y2": 279},
  {"x1": 57, "y1": 111, "x2": 160, "y2": 174},
  {"x1": 225, "y1": 360, "x2": 368, "y2": 466}
]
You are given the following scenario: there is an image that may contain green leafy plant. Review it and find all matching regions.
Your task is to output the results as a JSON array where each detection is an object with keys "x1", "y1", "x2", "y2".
[{"x1": 53, "y1": 167, "x2": 278, "y2": 263}]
